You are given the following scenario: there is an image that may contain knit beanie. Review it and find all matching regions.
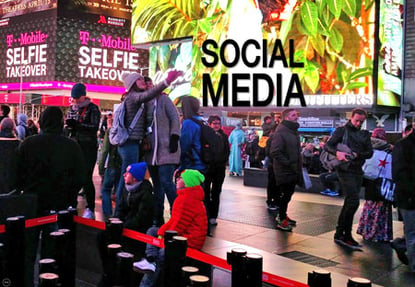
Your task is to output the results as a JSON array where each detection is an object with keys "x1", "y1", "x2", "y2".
[
  {"x1": 181, "y1": 169, "x2": 205, "y2": 188},
  {"x1": 372, "y1": 128, "x2": 387, "y2": 141},
  {"x1": 121, "y1": 72, "x2": 143, "y2": 91},
  {"x1": 71, "y1": 83, "x2": 86, "y2": 99},
  {"x1": 127, "y1": 162, "x2": 147, "y2": 181}
]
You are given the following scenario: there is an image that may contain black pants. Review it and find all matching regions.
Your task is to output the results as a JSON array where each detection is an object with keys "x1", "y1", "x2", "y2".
[
  {"x1": 266, "y1": 165, "x2": 280, "y2": 206},
  {"x1": 336, "y1": 172, "x2": 363, "y2": 236},
  {"x1": 277, "y1": 182, "x2": 296, "y2": 220},
  {"x1": 204, "y1": 165, "x2": 226, "y2": 219},
  {"x1": 79, "y1": 141, "x2": 98, "y2": 212}
]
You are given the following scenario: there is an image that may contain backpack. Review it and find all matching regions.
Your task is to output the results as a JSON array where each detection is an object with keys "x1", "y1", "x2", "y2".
[
  {"x1": 109, "y1": 101, "x2": 144, "y2": 146},
  {"x1": 190, "y1": 118, "x2": 227, "y2": 165}
]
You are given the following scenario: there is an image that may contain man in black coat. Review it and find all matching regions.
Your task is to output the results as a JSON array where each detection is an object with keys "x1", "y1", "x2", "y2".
[
  {"x1": 66, "y1": 83, "x2": 101, "y2": 219},
  {"x1": 392, "y1": 127, "x2": 415, "y2": 271},
  {"x1": 325, "y1": 108, "x2": 373, "y2": 248},
  {"x1": 270, "y1": 108, "x2": 302, "y2": 232},
  {"x1": 16, "y1": 106, "x2": 86, "y2": 286}
]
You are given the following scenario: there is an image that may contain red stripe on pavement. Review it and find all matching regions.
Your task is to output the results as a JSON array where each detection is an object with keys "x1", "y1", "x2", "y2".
[
  {"x1": 0, "y1": 225, "x2": 4, "y2": 233},
  {"x1": 186, "y1": 248, "x2": 230, "y2": 270}
]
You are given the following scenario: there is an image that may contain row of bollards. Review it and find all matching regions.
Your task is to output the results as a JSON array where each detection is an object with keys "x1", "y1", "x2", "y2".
[
  {"x1": 227, "y1": 248, "x2": 263, "y2": 287},
  {"x1": 308, "y1": 269, "x2": 372, "y2": 287}
]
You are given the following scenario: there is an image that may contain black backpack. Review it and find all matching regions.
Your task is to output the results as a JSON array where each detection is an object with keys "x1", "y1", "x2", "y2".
[{"x1": 190, "y1": 118, "x2": 227, "y2": 165}]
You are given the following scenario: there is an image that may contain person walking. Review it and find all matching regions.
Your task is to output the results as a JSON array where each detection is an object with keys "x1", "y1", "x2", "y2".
[
  {"x1": 143, "y1": 77, "x2": 181, "y2": 227},
  {"x1": 357, "y1": 128, "x2": 394, "y2": 242},
  {"x1": 65, "y1": 83, "x2": 101, "y2": 219},
  {"x1": 228, "y1": 122, "x2": 245, "y2": 176},
  {"x1": 392, "y1": 124, "x2": 415, "y2": 271},
  {"x1": 270, "y1": 108, "x2": 302, "y2": 231},
  {"x1": 204, "y1": 115, "x2": 230, "y2": 226},
  {"x1": 325, "y1": 108, "x2": 373, "y2": 248},
  {"x1": 15, "y1": 106, "x2": 86, "y2": 286}
]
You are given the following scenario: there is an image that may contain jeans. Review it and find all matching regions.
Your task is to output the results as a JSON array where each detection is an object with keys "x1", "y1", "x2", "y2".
[
  {"x1": 148, "y1": 165, "x2": 177, "y2": 226},
  {"x1": 115, "y1": 142, "x2": 139, "y2": 215},
  {"x1": 100, "y1": 167, "x2": 120, "y2": 218},
  {"x1": 140, "y1": 227, "x2": 164, "y2": 287},
  {"x1": 336, "y1": 172, "x2": 363, "y2": 236},
  {"x1": 204, "y1": 165, "x2": 226, "y2": 219},
  {"x1": 78, "y1": 141, "x2": 98, "y2": 212},
  {"x1": 278, "y1": 182, "x2": 296, "y2": 220},
  {"x1": 401, "y1": 208, "x2": 415, "y2": 272}
]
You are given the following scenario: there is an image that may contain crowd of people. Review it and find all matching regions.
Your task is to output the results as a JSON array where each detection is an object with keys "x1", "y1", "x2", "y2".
[{"x1": 0, "y1": 74, "x2": 415, "y2": 285}]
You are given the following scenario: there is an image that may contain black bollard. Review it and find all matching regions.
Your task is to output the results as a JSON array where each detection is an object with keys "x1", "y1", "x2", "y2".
[
  {"x1": 39, "y1": 258, "x2": 57, "y2": 274},
  {"x1": 308, "y1": 269, "x2": 331, "y2": 287},
  {"x1": 0, "y1": 243, "x2": 5, "y2": 280},
  {"x1": 5, "y1": 216, "x2": 25, "y2": 287},
  {"x1": 180, "y1": 266, "x2": 199, "y2": 287},
  {"x1": 60, "y1": 207, "x2": 77, "y2": 287},
  {"x1": 347, "y1": 277, "x2": 372, "y2": 287},
  {"x1": 226, "y1": 248, "x2": 247, "y2": 287},
  {"x1": 164, "y1": 230, "x2": 178, "y2": 241},
  {"x1": 106, "y1": 219, "x2": 124, "y2": 244},
  {"x1": 189, "y1": 275, "x2": 210, "y2": 287},
  {"x1": 165, "y1": 235, "x2": 188, "y2": 287},
  {"x1": 39, "y1": 272, "x2": 59, "y2": 287},
  {"x1": 114, "y1": 251, "x2": 134, "y2": 286},
  {"x1": 245, "y1": 253, "x2": 262, "y2": 287},
  {"x1": 106, "y1": 243, "x2": 122, "y2": 285}
]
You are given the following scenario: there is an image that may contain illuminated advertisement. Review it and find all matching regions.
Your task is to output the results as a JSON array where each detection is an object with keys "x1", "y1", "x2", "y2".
[
  {"x1": 149, "y1": 40, "x2": 192, "y2": 102},
  {"x1": 376, "y1": 0, "x2": 403, "y2": 107},
  {"x1": 132, "y1": 0, "x2": 376, "y2": 108},
  {"x1": 0, "y1": 2, "x2": 148, "y2": 94},
  {"x1": 58, "y1": 0, "x2": 132, "y2": 20},
  {"x1": 0, "y1": 9, "x2": 57, "y2": 83},
  {"x1": 0, "y1": 0, "x2": 57, "y2": 19}
]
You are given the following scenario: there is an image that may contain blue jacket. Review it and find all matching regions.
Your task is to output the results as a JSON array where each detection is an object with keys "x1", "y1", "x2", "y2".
[{"x1": 179, "y1": 116, "x2": 206, "y2": 172}]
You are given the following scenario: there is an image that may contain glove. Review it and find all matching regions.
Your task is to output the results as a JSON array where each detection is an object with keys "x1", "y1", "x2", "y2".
[
  {"x1": 66, "y1": 118, "x2": 77, "y2": 128},
  {"x1": 169, "y1": 134, "x2": 180, "y2": 153},
  {"x1": 165, "y1": 70, "x2": 183, "y2": 85}
]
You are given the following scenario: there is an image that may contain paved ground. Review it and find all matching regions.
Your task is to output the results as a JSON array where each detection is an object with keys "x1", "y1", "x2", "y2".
[{"x1": 79, "y1": 167, "x2": 415, "y2": 287}]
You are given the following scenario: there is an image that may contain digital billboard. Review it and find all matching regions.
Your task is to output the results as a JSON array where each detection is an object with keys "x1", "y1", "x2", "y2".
[
  {"x1": 0, "y1": 9, "x2": 57, "y2": 83},
  {"x1": 0, "y1": 0, "x2": 57, "y2": 19},
  {"x1": 132, "y1": 0, "x2": 376, "y2": 108},
  {"x1": 376, "y1": 0, "x2": 403, "y2": 107}
]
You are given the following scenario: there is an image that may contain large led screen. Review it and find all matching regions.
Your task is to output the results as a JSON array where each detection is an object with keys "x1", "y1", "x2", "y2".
[
  {"x1": 376, "y1": 0, "x2": 403, "y2": 107},
  {"x1": 0, "y1": 0, "x2": 57, "y2": 19},
  {"x1": 0, "y1": 9, "x2": 57, "y2": 83},
  {"x1": 132, "y1": 0, "x2": 376, "y2": 108}
]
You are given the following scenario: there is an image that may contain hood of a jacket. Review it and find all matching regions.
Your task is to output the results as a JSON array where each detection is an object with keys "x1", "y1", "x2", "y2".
[
  {"x1": 17, "y1": 113, "x2": 28, "y2": 126},
  {"x1": 177, "y1": 185, "x2": 205, "y2": 201},
  {"x1": 39, "y1": 107, "x2": 63, "y2": 134}
]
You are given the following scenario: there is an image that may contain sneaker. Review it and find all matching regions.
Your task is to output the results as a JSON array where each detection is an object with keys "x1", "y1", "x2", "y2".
[
  {"x1": 285, "y1": 216, "x2": 296, "y2": 226},
  {"x1": 320, "y1": 188, "x2": 333, "y2": 195},
  {"x1": 276, "y1": 218, "x2": 292, "y2": 232},
  {"x1": 209, "y1": 218, "x2": 218, "y2": 225},
  {"x1": 326, "y1": 190, "x2": 340, "y2": 197},
  {"x1": 343, "y1": 236, "x2": 362, "y2": 247},
  {"x1": 82, "y1": 208, "x2": 95, "y2": 220},
  {"x1": 391, "y1": 240, "x2": 409, "y2": 265},
  {"x1": 267, "y1": 204, "x2": 278, "y2": 211},
  {"x1": 133, "y1": 258, "x2": 156, "y2": 273}
]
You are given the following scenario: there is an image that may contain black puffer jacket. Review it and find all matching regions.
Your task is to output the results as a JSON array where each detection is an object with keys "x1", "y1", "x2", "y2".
[
  {"x1": 392, "y1": 132, "x2": 415, "y2": 210},
  {"x1": 270, "y1": 120, "x2": 302, "y2": 185},
  {"x1": 325, "y1": 121, "x2": 373, "y2": 174}
]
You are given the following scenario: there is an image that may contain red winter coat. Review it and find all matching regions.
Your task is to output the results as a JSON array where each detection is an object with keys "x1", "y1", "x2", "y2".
[{"x1": 158, "y1": 185, "x2": 207, "y2": 249}]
